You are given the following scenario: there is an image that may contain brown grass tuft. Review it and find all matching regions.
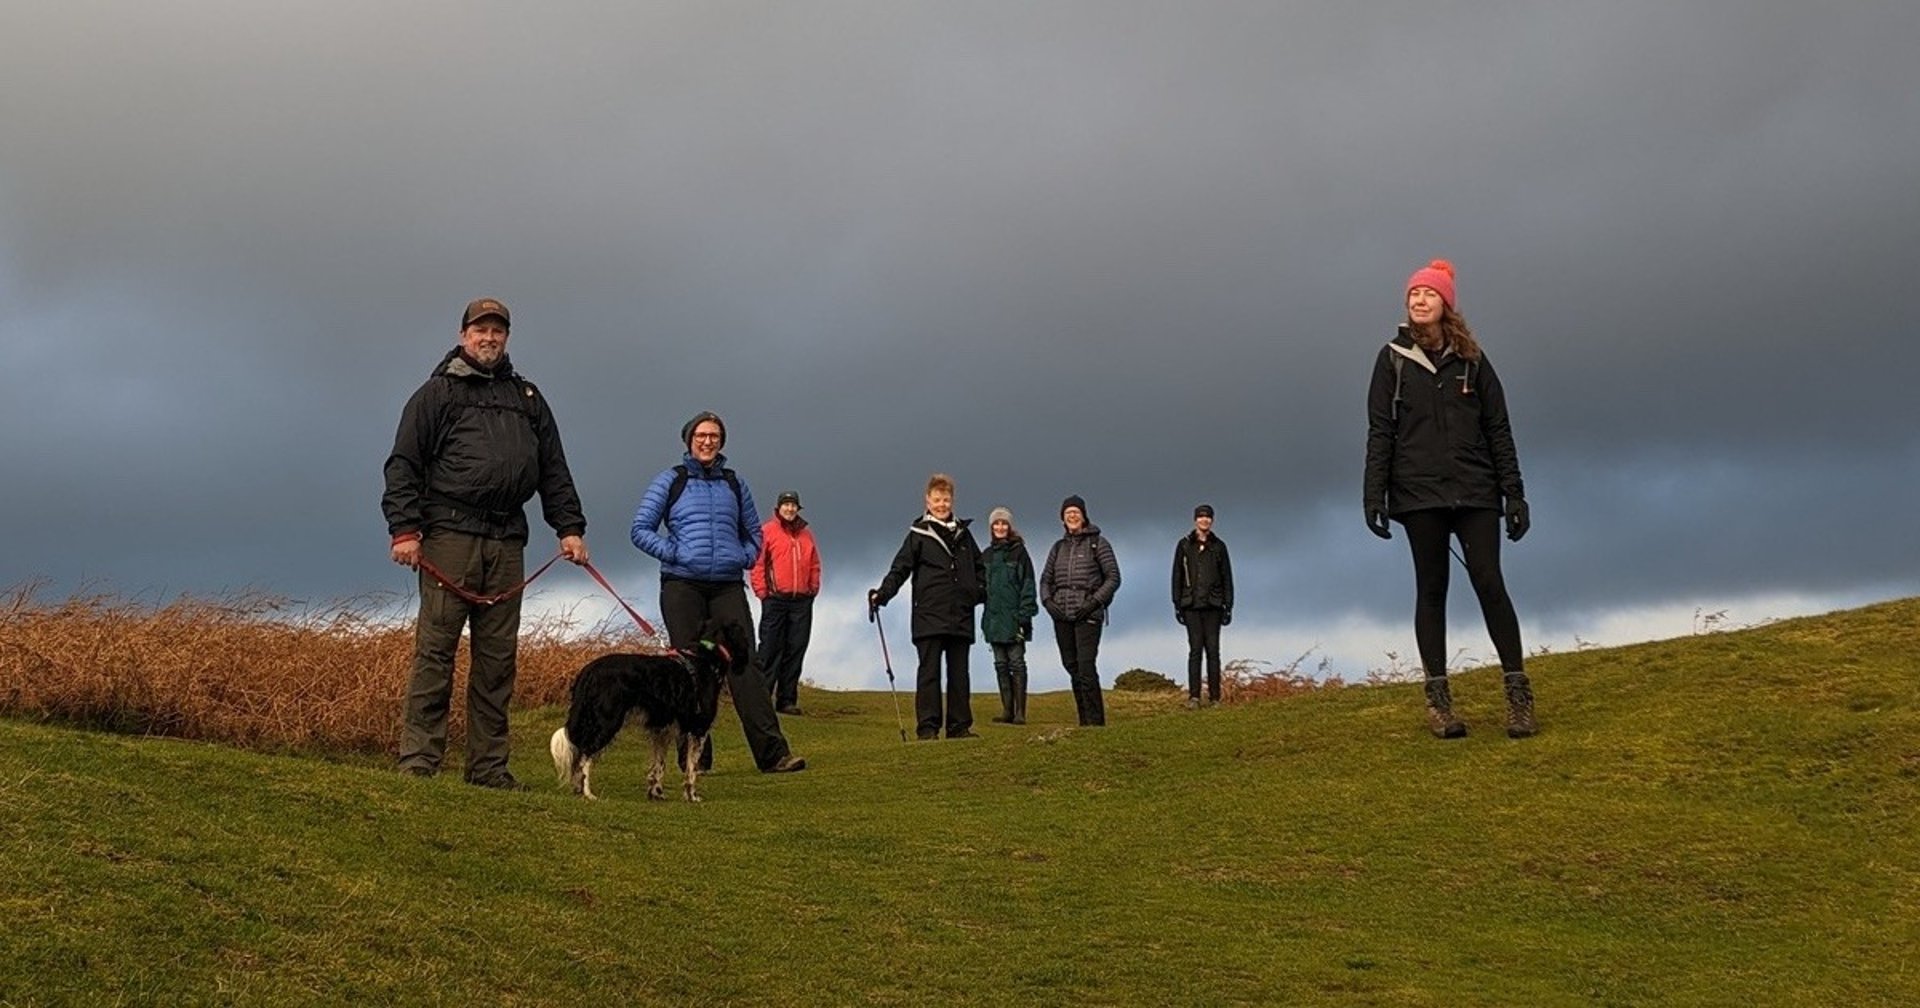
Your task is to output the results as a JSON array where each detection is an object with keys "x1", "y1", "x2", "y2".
[{"x1": 0, "y1": 581, "x2": 668, "y2": 757}]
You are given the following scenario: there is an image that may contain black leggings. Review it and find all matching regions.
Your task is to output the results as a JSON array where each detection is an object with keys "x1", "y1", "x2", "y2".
[{"x1": 1400, "y1": 508, "x2": 1524, "y2": 677}]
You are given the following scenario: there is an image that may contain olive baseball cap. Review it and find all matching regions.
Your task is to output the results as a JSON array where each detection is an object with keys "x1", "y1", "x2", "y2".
[{"x1": 461, "y1": 297, "x2": 511, "y2": 329}]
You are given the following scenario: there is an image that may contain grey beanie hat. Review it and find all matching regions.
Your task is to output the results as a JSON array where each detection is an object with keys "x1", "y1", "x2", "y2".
[{"x1": 988, "y1": 506, "x2": 1014, "y2": 526}]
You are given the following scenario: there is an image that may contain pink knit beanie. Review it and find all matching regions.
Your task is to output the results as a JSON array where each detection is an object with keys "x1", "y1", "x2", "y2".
[{"x1": 1405, "y1": 259, "x2": 1457, "y2": 308}]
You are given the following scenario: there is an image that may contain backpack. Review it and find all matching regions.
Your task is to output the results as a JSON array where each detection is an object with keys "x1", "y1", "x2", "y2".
[{"x1": 663, "y1": 464, "x2": 749, "y2": 541}]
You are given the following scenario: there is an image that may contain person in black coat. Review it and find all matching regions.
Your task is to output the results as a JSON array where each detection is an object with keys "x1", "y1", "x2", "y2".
[
  {"x1": 1363, "y1": 260, "x2": 1537, "y2": 739},
  {"x1": 1172, "y1": 503, "x2": 1234, "y2": 708},
  {"x1": 382, "y1": 298, "x2": 591, "y2": 789},
  {"x1": 869, "y1": 474, "x2": 987, "y2": 740},
  {"x1": 1041, "y1": 495, "x2": 1121, "y2": 727}
]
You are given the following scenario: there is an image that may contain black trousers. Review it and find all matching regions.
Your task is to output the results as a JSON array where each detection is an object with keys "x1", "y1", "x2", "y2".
[
  {"x1": 1052, "y1": 618, "x2": 1106, "y2": 726},
  {"x1": 756, "y1": 595, "x2": 815, "y2": 709},
  {"x1": 913, "y1": 635, "x2": 973, "y2": 738},
  {"x1": 1400, "y1": 507, "x2": 1525, "y2": 677},
  {"x1": 660, "y1": 577, "x2": 793, "y2": 771},
  {"x1": 1181, "y1": 608, "x2": 1224, "y2": 701}
]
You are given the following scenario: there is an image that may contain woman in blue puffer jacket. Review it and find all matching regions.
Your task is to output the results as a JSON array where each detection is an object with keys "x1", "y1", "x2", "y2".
[{"x1": 628, "y1": 411, "x2": 806, "y2": 775}]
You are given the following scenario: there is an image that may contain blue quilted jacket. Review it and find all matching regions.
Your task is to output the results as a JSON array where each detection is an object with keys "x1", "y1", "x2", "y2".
[{"x1": 629, "y1": 452, "x2": 763, "y2": 582}]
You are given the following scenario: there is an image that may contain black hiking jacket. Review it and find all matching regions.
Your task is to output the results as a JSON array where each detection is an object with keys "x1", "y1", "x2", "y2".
[
  {"x1": 1363, "y1": 327, "x2": 1524, "y2": 517},
  {"x1": 874, "y1": 515, "x2": 987, "y2": 642},
  {"x1": 383, "y1": 348, "x2": 586, "y2": 544}
]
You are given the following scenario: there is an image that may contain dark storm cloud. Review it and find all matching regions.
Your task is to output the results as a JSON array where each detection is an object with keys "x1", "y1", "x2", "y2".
[{"x1": 3, "y1": 3, "x2": 1915, "y2": 679}]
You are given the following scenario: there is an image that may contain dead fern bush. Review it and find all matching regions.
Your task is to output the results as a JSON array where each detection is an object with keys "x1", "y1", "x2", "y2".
[
  {"x1": 1222, "y1": 646, "x2": 1344, "y2": 704},
  {"x1": 0, "y1": 581, "x2": 666, "y2": 757}
]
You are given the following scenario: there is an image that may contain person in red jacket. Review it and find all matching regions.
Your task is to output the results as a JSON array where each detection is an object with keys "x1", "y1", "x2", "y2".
[{"x1": 751, "y1": 489, "x2": 822, "y2": 715}]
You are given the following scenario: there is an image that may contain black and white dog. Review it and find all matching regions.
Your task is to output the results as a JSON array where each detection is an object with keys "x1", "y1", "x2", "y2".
[{"x1": 549, "y1": 640, "x2": 729, "y2": 802}]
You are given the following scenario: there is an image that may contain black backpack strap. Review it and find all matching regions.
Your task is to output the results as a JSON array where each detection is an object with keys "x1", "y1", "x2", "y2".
[{"x1": 663, "y1": 464, "x2": 749, "y2": 540}]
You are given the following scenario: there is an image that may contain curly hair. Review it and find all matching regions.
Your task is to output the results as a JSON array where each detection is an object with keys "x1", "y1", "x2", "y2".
[{"x1": 1410, "y1": 304, "x2": 1483, "y2": 362}]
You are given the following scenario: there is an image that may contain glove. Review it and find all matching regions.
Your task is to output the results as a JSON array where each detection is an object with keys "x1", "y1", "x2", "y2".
[
  {"x1": 867, "y1": 588, "x2": 882, "y2": 611},
  {"x1": 1175, "y1": 610, "x2": 1188, "y2": 626},
  {"x1": 1366, "y1": 505, "x2": 1392, "y2": 540},
  {"x1": 1505, "y1": 498, "x2": 1530, "y2": 542},
  {"x1": 1018, "y1": 620, "x2": 1033, "y2": 642},
  {"x1": 1221, "y1": 610, "x2": 1232, "y2": 627}
]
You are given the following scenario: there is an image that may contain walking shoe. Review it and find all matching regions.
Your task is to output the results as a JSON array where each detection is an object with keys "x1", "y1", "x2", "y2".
[
  {"x1": 776, "y1": 705, "x2": 804, "y2": 716},
  {"x1": 947, "y1": 729, "x2": 980, "y2": 739},
  {"x1": 766, "y1": 754, "x2": 808, "y2": 773},
  {"x1": 1185, "y1": 697, "x2": 1201, "y2": 710},
  {"x1": 1423, "y1": 675, "x2": 1468, "y2": 739},
  {"x1": 400, "y1": 764, "x2": 436, "y2": 779},
  {"x1": 990, "y1": 715, "x2": 1012, "y2": 724},
  {"x1": 1504, "y1": 672, "x2": 1538, "y2": 738},
  {"x1": 1425, "y1": 705, "x2": 1468, "y2": 739},
  {"x1": 470, "y1": 772, "x2": 528, "y2": 791}
]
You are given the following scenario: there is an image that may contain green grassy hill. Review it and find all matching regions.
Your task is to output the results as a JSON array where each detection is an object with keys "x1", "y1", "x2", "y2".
[{"x1": 4, "y1": 600, "x2": 1917, "y2": 1006}]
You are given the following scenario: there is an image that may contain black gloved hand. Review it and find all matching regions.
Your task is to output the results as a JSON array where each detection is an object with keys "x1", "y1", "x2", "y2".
[
  {"x1": 1366, "y1": 505, "x2": 1392, "y2": 540},
  {"x1": 1175, "y1": 610, "x2": 1188, "y2": 626},
  {"x1": 1019, "y1": 620, "x2": 1033, "y2": 642},
  {"x1": 867, "y1": 588, "x2": 882, "y2": 611},
  {"x1": 1220, "y1": 610, "x2": 1232, "y2": 627},
  {"x1": 1505, "y1": 498, "x2": 1530, "y2": 542}
]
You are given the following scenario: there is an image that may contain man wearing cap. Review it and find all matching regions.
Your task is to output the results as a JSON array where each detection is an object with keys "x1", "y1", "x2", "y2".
[
  {"x1": 751, "y1": 489, "x2": 821, "y2": 715},
  {"x1": 630, "y1": 412, "x2": 807, "y2": 773},
  {"x1": 1172, "y1": 504, "x2": 1234, "y2": 708},
  {"x1": 382, "y1": 297, "x2": 590, "y2": 789}
]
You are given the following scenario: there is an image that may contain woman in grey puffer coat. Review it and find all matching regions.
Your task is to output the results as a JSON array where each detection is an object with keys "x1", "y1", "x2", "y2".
[{"x1": 1040, "y1": 495, "x2": 1120, "y2": 726}]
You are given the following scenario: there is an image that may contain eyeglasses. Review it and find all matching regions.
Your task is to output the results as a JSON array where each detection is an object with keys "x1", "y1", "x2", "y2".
[{"x1": 691, "y1": 432, "x2": 722, "y2": 442}]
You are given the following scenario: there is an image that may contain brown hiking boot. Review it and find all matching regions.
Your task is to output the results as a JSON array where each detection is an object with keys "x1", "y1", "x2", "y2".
[
  {"x1": 1425, "y1": 704, "x2": 1468, "y2": 738},
  {"x1": 1424, "y1": 676, "x2": 1468, "y2": 739},
  {"x1": 1504, "y1": 672, "x2": 1538, "y2": 738}
]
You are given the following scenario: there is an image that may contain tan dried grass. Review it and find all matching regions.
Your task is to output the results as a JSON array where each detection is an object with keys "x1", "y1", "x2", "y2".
[{"x1": 0, "y1": 581, "x2": 665, "y2": 756}]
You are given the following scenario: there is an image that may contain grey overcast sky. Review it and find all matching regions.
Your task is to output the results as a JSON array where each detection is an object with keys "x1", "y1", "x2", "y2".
[{"x1": 4, "y1": 2, "x2": 1915, "y2": 689}]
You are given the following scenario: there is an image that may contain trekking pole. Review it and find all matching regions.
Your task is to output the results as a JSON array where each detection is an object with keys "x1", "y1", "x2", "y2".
[{"x1": 870, "y1": 601, "x2": 908, "y2": 743}]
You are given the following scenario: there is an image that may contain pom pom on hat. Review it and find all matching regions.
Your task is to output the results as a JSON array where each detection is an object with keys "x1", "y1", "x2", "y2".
[{"x1": 1405, "y1": 259, "x2": 1457, "y2": 308}]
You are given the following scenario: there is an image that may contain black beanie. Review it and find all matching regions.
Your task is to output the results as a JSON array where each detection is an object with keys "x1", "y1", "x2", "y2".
[
  {"x1": 1060, "y1": 494, "x2": 1087, "y2": 520},
  {"x1": 681, "y1": 410, "x2": 726, "y2": 450}
]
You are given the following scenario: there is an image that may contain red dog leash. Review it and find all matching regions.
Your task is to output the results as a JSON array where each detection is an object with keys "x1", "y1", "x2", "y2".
[
  {"x1": 580, "y1": 559, "x2": 661, "y2": 638},
  {"x1": 416, "y1": 550, "x2": 664, "y2": 641},
  {"x1": 417, "y1": 550, "x2": 563, "y2": 607}
]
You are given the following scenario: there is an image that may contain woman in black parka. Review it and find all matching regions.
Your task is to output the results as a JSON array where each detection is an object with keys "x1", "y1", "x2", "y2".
[
  {"x1": 1364, "y1": 260, "x2": 1537, "y2": 739},
  {"x1": 869, "y1": 473, "x2": 986, "y2": 740}
]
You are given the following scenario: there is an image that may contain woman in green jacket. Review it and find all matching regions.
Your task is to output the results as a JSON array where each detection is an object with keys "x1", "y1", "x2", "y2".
[{"x1": 981, "y1": 506, "x2": 1038, "y2": 724}]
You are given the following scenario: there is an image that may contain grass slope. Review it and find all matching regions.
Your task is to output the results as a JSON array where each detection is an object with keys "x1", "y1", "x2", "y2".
[{"x1": 3, "y1": 600, "x2": 1917, "y2": 1006}]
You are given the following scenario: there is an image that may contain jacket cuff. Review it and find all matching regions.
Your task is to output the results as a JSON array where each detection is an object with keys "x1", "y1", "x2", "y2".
[
  {"x1": 391, "y1": 530, "x2": 422, "y2": 546},
  {"x1": 556, "y1": 526, "x2": 586, "y2": 539}
]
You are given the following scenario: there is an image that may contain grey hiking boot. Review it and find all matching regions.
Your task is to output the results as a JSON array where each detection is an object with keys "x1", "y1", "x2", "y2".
[
  {"x1": 1423, "y1": 675, "x2": 1467, "y2": 739},
  {"x1": 1504, "y1": 672, "x2": 1538, "y2": 738}
]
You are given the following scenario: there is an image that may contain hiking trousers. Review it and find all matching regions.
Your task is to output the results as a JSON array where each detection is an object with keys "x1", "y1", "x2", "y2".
[
  {"x1": 1052, "y1": 617, "x2": 1106, "y2": 726},
  {"x1": 1182, "y1": 608, "x2": 1224, "y2": 702},
  {"x1": 400, "y1": 530, "x2": 523, "y2": 782},
  {"x1": 660, "y1": 577, "x2": 794, "y2": 771},
  {"x1": 756, "y1": 594, "x2": 815, "y2": 709},
  {"x1": 914, "y1": 635, "x2": 974, "y2": 738}
]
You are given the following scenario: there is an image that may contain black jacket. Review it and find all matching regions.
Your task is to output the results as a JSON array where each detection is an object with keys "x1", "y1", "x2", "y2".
[
  {"x1": 875, "y1": 515, "x2": 986, "y2": 642},
  {"x1": 382, "y1": 348, "x2": 586, "y2": 544},
  {"x1": 1172, "y1": 532, "x2": 1233, "y2": 611},
  {"x1": 1364, "y1": 328, "x2": 1524, "y2": 516},
  {"x1": 1041, "y1": 524, "x2": 1121, "y2": 623}
]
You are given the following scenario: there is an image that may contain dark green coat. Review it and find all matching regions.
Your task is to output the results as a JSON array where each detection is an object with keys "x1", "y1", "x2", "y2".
[{"x1": 981, "y1": 536, "x2": 1038, "y2": 645}]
